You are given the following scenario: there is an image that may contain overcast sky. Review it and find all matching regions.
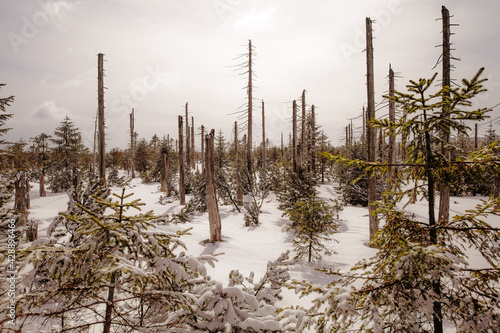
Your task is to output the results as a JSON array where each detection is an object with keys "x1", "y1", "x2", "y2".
[{"x1": 1, "y1": 0, "x2": 499, "y2": 150}]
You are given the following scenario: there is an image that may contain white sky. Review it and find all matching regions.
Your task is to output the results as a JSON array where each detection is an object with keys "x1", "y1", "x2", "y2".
[{"x1": 1, "y1": 0, "x2": 500, "y2": 149}]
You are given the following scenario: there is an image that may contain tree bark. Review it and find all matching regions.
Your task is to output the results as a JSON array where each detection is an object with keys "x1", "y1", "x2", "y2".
[
  {"x1": 247, "y1": 40, "x2": 253, "y2": 175},
  {"x1": 301, "y1": 89, "x2": 306, "y2": 163},
  {"x1": 262, "y1": 100, "x2": 266, "y2": 171},
  {"x1": 388, "y1": 65, "x2": 396, "y2": 179},
  {"x1": 293, "y1": 100, "x2": 298, "y2": 174},
  {"x1": 160, "y1": 151, "x2": 167, "y2": 192},
  {"x1": 185, "y1": 103, "x2": 190, "y2": 171},
  {"x1": 205, "y1": 129, "x2": 221, "y2": 242},
  {"x1": 191, "y1": 116, "x2": 195, "y2": 169},
  {"x1": 178, "y1": 115, "x2": 185, "y2": 205},
  {"x1": 311, "y1": 105, "x2": 316, "y2": 173},
  {"x1": 15, "y1": 170, "x2": 30, "y2": 227},
  {"x1": 103, "y1": 273, "x2": 116, "y2": 333},
  {"x1": 235, "y1": 121, "x2": 243, "y2": 206},
  {"x1": 98, "y1": 53, "x2": 106, "y2": 181},
  {"x1": 130, "y1": 109, "x2": 136, "y2": 178},
  {"x1": 366, "y1": 18, "x2": 378, "y2": 241},
  {"x1": 438, "y1": 5, "x2": 451, "y2": 227}
]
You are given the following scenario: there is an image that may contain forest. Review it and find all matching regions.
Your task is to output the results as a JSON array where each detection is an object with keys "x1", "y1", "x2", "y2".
[{"x1": 1, "y1": 5, "x2": 500, "y2": 333}]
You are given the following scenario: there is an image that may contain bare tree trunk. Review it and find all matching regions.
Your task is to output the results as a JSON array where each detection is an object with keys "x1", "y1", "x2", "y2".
[
  {"x1": 185, "y1": 102, "x2": 191, "y2": 171},
  {"x1": 205, "y1": 129, "x2": 221, "y2": 242},
  {"x1": 15, "y1": 170, "x2": 30, "y2": 227},
  {"x1": 98, "y1": 53, "x2": 106, "y2": 181},
  {"x1": 39, "y1": 168, "x2": 46, "y2": 197},
  {"x1": 191, "y1": 116, "x2": 195, "y2": 169},
  {"x1": 388, "y1": 65, "x2": 396, "y2": 179},
  {"x1": 235, "y1": 121, "x2": 243, "y2": 206},
  {"x1": 130, "y1": 109, "x2": 136, "y2": 178},
  {"x1": 474, "y1": 123, "x2": 478, "y2": 150},
  {"x1": 438, "y1": 5, "x2": 451, "y2": 228},
  {"x1": 103, "y1": 273, "x2": 116, "y2": 333},
  {"x1": 293, "y1": 100, "x2": 298, "y2": 174},
  {"x1": 247, "y1": 40, "x2": 253, "y2": 175},
  {"x1": 301, "y1": 89, "x2": 306, "y2": 163},
  {"x1": 39, "y1": 138, "x2": 46, "y2": 197},
  {"x1": 494, "y1": 175, "x2": 500, "y2": 209},
  {"x1": 160, "y1": 151, "x2": 167, "y2": 192},
  {"x1": 297, "y1": 143, "x2": 303, "y2": 176},
  {"x1": 201, "y1": 125, "x2": 205, "y2": 173},
  {"x1": 366, "y1": 18, "x2": 378, "y2": 241},
  {"x1": 261, "y1": 100, "x2": 266, "y2": 171},
  {"x1": 310, "y1": 104, "x2": 316, "y2": 173},
  {"x1": 26, "y1": 218, "x2": 38, "y2": 241},
  {"x1": 178, "y1": 115, "x2": 185, "y2": 205}
]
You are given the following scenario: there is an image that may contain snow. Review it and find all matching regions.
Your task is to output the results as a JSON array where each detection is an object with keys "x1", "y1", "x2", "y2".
[{"x1": 14, "y1": 177, "x2": 498, "y2": 332}]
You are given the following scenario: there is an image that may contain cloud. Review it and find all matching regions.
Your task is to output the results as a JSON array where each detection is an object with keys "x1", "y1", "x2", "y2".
[
  {"x1": 32, "y1": 100, "x2": 68, "y2": 120},
  {"x1": 232, "y1": 7, "x2": 277, "y2": 34}
]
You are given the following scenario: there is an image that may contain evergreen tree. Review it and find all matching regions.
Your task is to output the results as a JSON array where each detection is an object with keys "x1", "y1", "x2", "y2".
[
  {"x1": 0, "y1": 83, "x2": 14, "y2": 225},
  {"x1": 16, "y1": 188, "x2": 211, "y2": 332},
  {"x1": 283, "y1": 196, "x2": 338, "y2": 262},
  {"x1": 0, "y1": 84, "x2": 14, "y2": 144},
  {"x1": 135, "y1": 138, "x2": 153, "y2": 180},
  {"x1": 49, "y1": 116, "x2": 86, "y2": 192},
  {"x1": 294, "y1": 69, "x2": 500, "y2": 332}
]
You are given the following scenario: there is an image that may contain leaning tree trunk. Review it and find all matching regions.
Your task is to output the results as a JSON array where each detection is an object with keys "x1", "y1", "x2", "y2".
[{"x1": 205, "y1": 129, "x2": 221, "y2": 242}]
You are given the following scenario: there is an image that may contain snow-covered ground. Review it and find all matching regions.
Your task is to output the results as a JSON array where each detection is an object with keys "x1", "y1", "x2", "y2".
[{"x1": 23, "y1": 178, "x2": 497, "y2": 332}]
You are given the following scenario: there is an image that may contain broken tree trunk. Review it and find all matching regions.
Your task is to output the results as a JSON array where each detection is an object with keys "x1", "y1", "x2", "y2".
[
  {"x1": 366, "y1": 17, "x2": 378, "y2": 241},
  {"x1": 438, "y1": 5, "x2": 451, "y2": 226},
  {"x1": 388, "y1": 65, "x2": 396, "y2": 179},
  {"x1": 235, "y1": 121, "x2": 243, "y2": 206},
  {"x1": 205, "y1": 129, "x2": 221, "y2": 242},
  {"x1": 293, "y1": 100, "x2": 298, "y2": 174},
  {"x1": 160, "y1": 149, "x2": 168, "y2": 193},
  {"x1": 191, "y1": 116, "x2": 195, "y2": 169},
  {"x1": 247, "y1": 39, "x2": 253, "y2": 175},
  {"x1": 178, "y1": 115, "x2": 185, "y2": 205},
  {"x1": 15, "y1": 170, "x2": 30, "y2": 227},
  {"x1": 98, "y1": 53, "x2": 106, "y2": 182},
  {"x1": 185, "y1": 102, "x2": 190, "y2": 171},
  {"x1": 130, "y1": 109, "x2": 136, "y2": 178},
  {"x1": 262, "y1": 100, "x2": 266, "y2": 171},
  {"x1": 311, "y1": 105, "x2": 316, "y2": 173}
]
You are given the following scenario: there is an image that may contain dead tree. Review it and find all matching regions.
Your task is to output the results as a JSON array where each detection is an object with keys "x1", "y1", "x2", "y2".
[
  {"x1": 205, "y1": 129, "x2": 221, "y2": 242},
  {"x1": 235, "y1": 121, "x2": 243, "y2": 206},
  {"x1": 15, "y1": 170, "x2": 30, "y2": 227},
  {"x1": 97, "y1": 53, "x2": 106, "y2": 181},
  {"x1": 301, "y1": 89, "x2": 306, "y2": 164},
  {"x1": 388, "y1": 65, "x2": 396, "y2": 179},
  {"x1": 160, "y1": 146, "x2": 169, "y2": 194},
  {"x1": 201, "y1": 125, "x2": 205, "y2": 173},
  {"x1": 178, "y1": 115, "x2": 185, "y2": 205},
  {"x1": 310, "y1": 105, "x2": 316, "y2": 173},
  {"x1": 247, "y1": 40, "x2": 254, "y2": 174},
  {"x1": 130, "y1": 109, "x2": 136, "y2": 178},
  {"x1": 185, "y1": 102, "x2": 190, "y2": 170},
  {"x1": 191, "y1": 116, "x2": 195, "y2": 169},
  {"x1": 292, "y1": 100, "x2": 298, "y2": 174},
  {"x1": 366, "y1": 17, "x2": 378, "y2": 241},
  {"x1": 36, "y1": 133, "x2": 49, "y2": 197},
  {"x1": 438, "y1": 5, "x2": 451, "y2": 225},
  {"x1": 261, "y1": 100, "x2": 266, "y2": 170}
]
